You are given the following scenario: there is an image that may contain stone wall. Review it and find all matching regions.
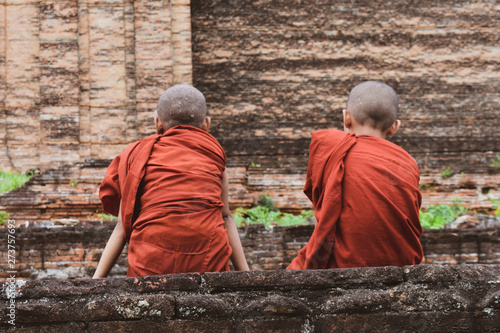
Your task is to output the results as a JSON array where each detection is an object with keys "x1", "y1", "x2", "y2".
[
  {"x1": 0, "y1": 0, "x2": 499, "y2": 222},
  {"x1": 1, "y1": 265, "x2": 499, "y2": 332},
  {"x1": 1, "y1": 224, "x2": 499, "y2": 281}
]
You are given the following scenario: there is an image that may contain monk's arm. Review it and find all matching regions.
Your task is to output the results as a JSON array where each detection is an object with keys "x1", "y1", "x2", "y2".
[
  {"x1": 93, "y1": 203, "x2": 126, "y2": 278},
  {"x1": 222, "y1": 170, "x2": 250, "y2": 271}
]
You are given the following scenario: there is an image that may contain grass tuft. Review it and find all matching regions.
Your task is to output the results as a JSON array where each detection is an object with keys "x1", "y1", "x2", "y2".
[
  {"x1": 0, "y1": 169, "x2": 33, "y2": 194},
  {"x1": 0, "y1": 210, "x2": 10, "y2": 226},
  {"x1": 97, "y1": 213, "x2": 118, "y2": 221}
]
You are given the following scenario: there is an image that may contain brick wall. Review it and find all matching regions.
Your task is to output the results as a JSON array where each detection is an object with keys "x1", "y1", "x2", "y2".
[
  {"x1": 191, "y1": 0, "x2": 500, "y2": 211},
  {"x1": 0, "y1": 0, "x2": 499, "y2": 222},
  {"x1": 1, "y1": 265, "x2": 499, "y2": 332},
  {"x1": 0, "y1": 0, "x2": 192, "y2": 171},
  {"x1": 1, "y1": 224, "x2": 498, "y2": 281},
  {"x1": 0, "y1": 0, "x2": 193, "y2": 222}
]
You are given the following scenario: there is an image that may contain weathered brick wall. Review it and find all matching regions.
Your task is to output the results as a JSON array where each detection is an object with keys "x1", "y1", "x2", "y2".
[
  {"x1": 0, "y1": 0, "x2": 193, "y2": 221},
  {"x1": 191, "y1": 0, "x2": 500, "y2": 211},
  {"x1": 1, "y1": 0, "x2": 499, "y2": 222},
  {"x1": 0, "y1": 0, "x2": 192, "y2": 171},
  {"x1": 1, "y1": 224, "x2": 498, "y2": 281},
  {"x1": 1, "y1": 265, "x2": 499, "y2": 332}
]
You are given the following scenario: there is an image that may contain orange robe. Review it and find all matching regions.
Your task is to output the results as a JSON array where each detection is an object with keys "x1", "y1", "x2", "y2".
[
  {"x1": 288, "y1": 129, "x2": 423, "y2": 269},
  {"x1": 99, "y1": 125, "x2": 232, "y2": 276}
]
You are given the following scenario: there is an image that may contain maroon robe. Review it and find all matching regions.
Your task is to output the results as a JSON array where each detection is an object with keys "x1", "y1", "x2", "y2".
[
  {"x1": 288, "y1": 129, "x2": 423, "y2": 269},
  {"x1": 100, "y1": 125, "x2": 232, "y2": 276}
]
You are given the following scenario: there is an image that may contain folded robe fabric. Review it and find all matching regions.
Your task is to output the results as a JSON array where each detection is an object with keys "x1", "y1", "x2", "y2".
[
  {"x1": 99, "y1": 125, "x2": 231, "y2": 276},
  {"x1": 288, "y1": 129, "x2": 423, "y2": 269}
]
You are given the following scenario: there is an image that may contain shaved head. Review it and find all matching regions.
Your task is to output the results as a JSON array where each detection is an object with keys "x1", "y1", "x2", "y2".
[
  {"x1": 346, "y1": 81, "x2": 398, "y2": 131},
  {"x1": 156, "y1": 85, "x2": 207, "y2": 128}
]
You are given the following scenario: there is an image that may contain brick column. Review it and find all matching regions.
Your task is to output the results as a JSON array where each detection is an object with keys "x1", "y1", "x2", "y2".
[
  {"x1": 0, "y1": 0, "x2": 8, "y2": 169},
  {"x1": 2, "y1": 0, "x2": 40, "y2": 171},
  {"x1": 39, "y1": 0, "x2": 80, "y2": 169},
  {"x1": 171, "y1": 0, "x2": 193, "y2": 85}
]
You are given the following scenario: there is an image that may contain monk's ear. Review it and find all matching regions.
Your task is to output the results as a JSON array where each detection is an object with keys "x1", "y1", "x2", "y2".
[
  {"x1": 343, "y1": 109, "x2": 353, "y2": 131},
  {"x1": 155, "y1": 115, "x2": 166, "y2": 135},
  {"x1": 200, "y1": 116, "x2": 211, "y2": 132},
  {"x1": 385, "y1": 119, "x2": 401, "y2": 138}
]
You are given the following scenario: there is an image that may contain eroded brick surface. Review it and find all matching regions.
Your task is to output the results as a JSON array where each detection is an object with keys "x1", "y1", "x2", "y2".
[{"x1": 191, "y1": 0, "x2": 500, "y2": 211}]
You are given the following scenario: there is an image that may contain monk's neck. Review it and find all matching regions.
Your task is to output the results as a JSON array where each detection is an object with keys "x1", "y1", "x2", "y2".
[{"x1": 346, "y1": 126, "x2": 386, "y2": 139}]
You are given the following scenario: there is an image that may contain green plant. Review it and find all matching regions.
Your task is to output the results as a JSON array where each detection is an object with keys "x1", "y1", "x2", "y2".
[
  {"x1": 278, "y1": 210, "x2": 315, "y2": 227},
  {"x1": 234, "y1": 206, "x2": 281, "y2": 228},
  {"x1": 418, "y1": 183, "x2": 435, "y2": 190},
  {"x1": 440, "y1": 167, "x2": 453, "y2": 179},
  {"x1": 250, "y1": 162, "x2": 261, "y2": 167},
  {"x1": 490, "y1": 197, "x2": 500, "y2": 218},
  {"x1": 69, "y1": 179, "x2": 78, "y2": 187},
  {"x1": 258, "y1": 193, "x2": 278, "y2": 212},
  {"x1": 490, "y1": 153, "x2": 500, "y2": 167},
  {"x1": 0, "y1": 169, "x2": 33, "y2": 194},
  {"x1": 97, "y1": 213, "x2": 118, "y2": 221},
  {"x1": 0, "y1": 210, "x2": 10, "y2": 226},
  {"x1": 233, "y1": 195, "x2": 314, "y2": 228},
  {"x1": 419, "y1": 200, "x2": 468, "y2": 229}
]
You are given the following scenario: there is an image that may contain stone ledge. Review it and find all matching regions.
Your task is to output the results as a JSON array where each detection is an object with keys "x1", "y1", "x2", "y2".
[{"x1": 1, "y1": 265, "x2": 499, "y2": 332}]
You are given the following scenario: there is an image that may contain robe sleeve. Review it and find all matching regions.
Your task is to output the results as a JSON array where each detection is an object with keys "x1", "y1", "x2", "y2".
[
  {"x1": 288, "y1": 130, "x2": 357, "y2": 269},
  {"x1": 98, "y1": 139, "x2": 145, "y2": 218},
  {"x1": 99, "y1": 154, "x2": 122, "y2": 217}
]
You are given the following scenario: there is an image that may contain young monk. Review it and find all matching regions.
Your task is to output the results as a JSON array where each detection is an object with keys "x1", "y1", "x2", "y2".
[
  {"x1": 288, "y1": 81, "x2": 423, "y2": 269},
  {"x1": 93, "y1": 85, "x2": 249, "y2": 278}
]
